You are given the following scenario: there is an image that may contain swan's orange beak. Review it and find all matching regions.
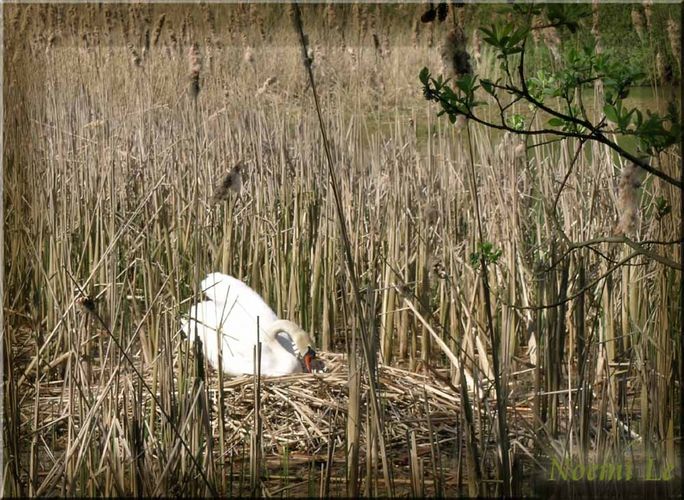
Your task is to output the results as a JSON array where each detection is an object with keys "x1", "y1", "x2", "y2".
[{"x1": 303, "y1": 348, "x2": 316, "y2": 373}]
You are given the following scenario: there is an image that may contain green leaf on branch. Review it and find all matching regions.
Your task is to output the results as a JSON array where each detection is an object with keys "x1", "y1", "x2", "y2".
[
  {"x1": 470, "y1": 242, "x2": 503, "y2": 267},
  {"x1": 507, "y1": 114, "x2": 525, "y2": 131},
  {"x1": 603, "y1": 104, "x2": 618, "y2": 125},
  {"x1": 545, "y1": 4, "x2": 591, "y2": 33},
  {"x1": 480, "y1": 23, "x2": 529, "y2": 57},
  {"x1": 419, "y1": 9, "x2": 681, "y2": 190},
  {"x1": 419, "y1": 67, "x2": 430, "y2": 86},
  {"x1": 480, "y1": 79, "x2": 496, "y2": 96}
]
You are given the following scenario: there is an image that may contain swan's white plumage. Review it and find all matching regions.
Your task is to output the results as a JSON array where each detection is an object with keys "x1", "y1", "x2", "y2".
[
  {"x1": 201, "y1": 272, "x2": 278, "y2": 326},
  {"x1": 181, "y1": 273, "x2": 308, "y2": 376}
]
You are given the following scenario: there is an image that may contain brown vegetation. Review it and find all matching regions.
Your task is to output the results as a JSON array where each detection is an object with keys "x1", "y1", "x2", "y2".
[{"x1": 3, "y1": 3, "x2": 681, "y2": 497}]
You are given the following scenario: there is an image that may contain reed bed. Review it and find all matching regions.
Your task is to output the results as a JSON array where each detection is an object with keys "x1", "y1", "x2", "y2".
[
  {"x1": 4, "y1": 3, "x2": 681, "y2": 497},
  {"x1": 16, "y1": 347, "x2": 508, "y2": 496}
]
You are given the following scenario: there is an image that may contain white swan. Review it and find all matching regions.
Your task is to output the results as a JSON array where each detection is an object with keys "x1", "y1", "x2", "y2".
[{"x1": 181, "y1": 272, "x2": 316, "y2": 376}]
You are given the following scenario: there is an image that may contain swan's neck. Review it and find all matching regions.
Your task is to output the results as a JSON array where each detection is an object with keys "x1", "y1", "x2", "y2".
[
  {"x1": 266, "y1": 319, "x2": 302, "y2": 341},
  {"x1": 266, "y1": 319, "x2": 308, "y2": 354}
]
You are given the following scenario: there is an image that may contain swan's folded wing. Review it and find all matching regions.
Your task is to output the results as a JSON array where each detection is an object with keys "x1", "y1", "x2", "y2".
[
  {"x1": 184, "y1": 300, "x2": 271, "y2": 344},
  {"x1": 201, "y1": 273, "x2": 279, "y2": 328},
  {"x1": 182, "y1": 300, "x2": 265, "y2": 375}
]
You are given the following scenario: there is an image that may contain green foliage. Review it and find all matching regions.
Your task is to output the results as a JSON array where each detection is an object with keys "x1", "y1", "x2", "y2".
[
  {"x1": 603, "y1": 101, "x2": 681, "y2": 155},
  {"x1": 420, "y1": 4, "x2": 681, "y2": 186},
  {"x1": 421, "y1": 68, "x2": 485, "y2": 120},
  {"x1": 526, "y1": 70, "x2": 559, "y2": 104},
  {"x1": 654, "y1": 195, "x2": 672, "y2": 220},
  {"x1": 507, "y1": 114, "x2": 525, "y2": 131},
  {"x1": 479, "y1": 23, "x2": 528, "y2": 57},
  {"x1": 544, "y1": 4, "x2": 591, "y2": 33},
  {"x1": 602, "y1": 101, "x2": 632, "y2": 130},
  {"x1": 470, "y1": 242, "x2": 503, "y2": 267}
]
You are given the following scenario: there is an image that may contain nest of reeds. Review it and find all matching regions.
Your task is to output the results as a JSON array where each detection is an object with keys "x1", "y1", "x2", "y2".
[
  {"x1": 204, "y1": 352, "x2": 465, "y2": 460},
  {"x1": 13, "y1": 322, "x2": 486, "y2": 495}
]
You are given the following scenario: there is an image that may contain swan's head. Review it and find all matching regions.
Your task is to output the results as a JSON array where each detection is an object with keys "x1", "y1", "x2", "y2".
[{"x1": 269, "y1": 319, "x2": 316, "y2": 373}]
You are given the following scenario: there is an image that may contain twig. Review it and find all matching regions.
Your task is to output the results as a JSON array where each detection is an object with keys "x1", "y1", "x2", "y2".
[{"x1": 506, "y1": 251, "x2": 641, "y2": 311}]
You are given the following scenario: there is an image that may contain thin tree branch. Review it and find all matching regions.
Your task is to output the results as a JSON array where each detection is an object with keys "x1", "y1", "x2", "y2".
[
  {"x1": 424, "y1": 38, "x2": 683, "y2": 188},
  {"x1": 552, "y1": 136, "x2": 589, "y2": 214},
  {"x1": 507, "y1": 251, "x2": 641, "y2": 311},
  {"x1": 546, "y1": 235, "x2": 682, "y2": 272}
]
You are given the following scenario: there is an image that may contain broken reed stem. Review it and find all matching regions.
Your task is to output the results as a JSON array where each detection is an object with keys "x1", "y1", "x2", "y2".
[{"x1": 251, "y1": 330, "x2": 262, "y2": 496}]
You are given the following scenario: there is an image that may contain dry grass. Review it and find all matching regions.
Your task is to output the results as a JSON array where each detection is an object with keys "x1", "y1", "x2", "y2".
[
  {"x1": 16, "y1": 349, "x2": 494, "y2": 496},
  {"x1": 4, "y1": 3, "x2": 681, "y2": 497}
]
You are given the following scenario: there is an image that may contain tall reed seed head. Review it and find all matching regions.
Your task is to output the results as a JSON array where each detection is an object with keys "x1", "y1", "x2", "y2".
[
  {"x1": 128, "y1": 43, "x2": 142, "y2": 67},
  {"x1": 666, "y1": 18, "x2": 680, "y2": 59},
  {"x1": 256, "y1": 11, "x2": 267, "y2": 42},
  {"x1": 631, "y1": 8, "x2": 645, "y2": 41},
  {"x1": 360, "y1": 5, "x2": 369, "y2": 38},
  {"x1": 655, "y1": 51, "x2": 665, "y2": 83},
  {"x1": 440, "y1": 27, "x2": 472, "y2": 80},
  {"x1": 203, "y1": 38, "x2": 214, "y2": 71},
  {"x1": 104, "y1": 8, "x2": 114, "y2": 38},
  {"x1": 120, "y1": 8, "x2": 130, "y2": 43},
  {"x1": 152, "y1": 14, "x2": 166, "y2": 46},
  {"x1": 327, "y1": 3, "x2": 344, "y2": 46},
  {"x1": 616, "y1": 162, "x2": 643, "y2": 236},
  {"x1": 244, "y1": 46, "x2": 255, "y2": 65},
  {"x1": 203, "y1": 4, "x2": 217, "y2": 40},
  {"x1": 471, "y1": 28, "x2": 482, "y2": 66},
  {"x1": 591, "y1": 0, "x2": 601, "y2": 40},
  {"x1": 382, "y1": 31, "x2": 391, "y2": 58},
  {"x1": 412, "y1": 18, "x2": 420, "y2": 48},
  {"x1": 168, "y1": 26, "x2": 178, "y2": 53},
  {"x1": 326, "y1": 3, "x2": 338, "y2": 32},
  {"x1": 48, "y1": 5, "x2": 59, "y2": 30},
  {"x1": 351, "y1": 3, "x2": 361, "y2": 39},
  {"x1": 346, "y1": 47, "x2": 358, "y2": 70},
  {"x1": 181, "y1": 14, "x2": 190, "y2": 43},
  {"x1": 643, "y1": 0, "x2": 653, "y2": 31},
  {"x1": 21, "y1": 5, "x2": 33, "y2": 35},
  {"x1": 143, "y1": 28, "x2": 150, "y2": 53},
  {"x1": 142, "y1": 13, "x2": 151, "y2": 30},
  {"x1": 38, "y1": 5, "x2": 48, "y2": 31},
  {"x1": 9, "y1": 6, "x2": 20, "y2": 34},
  {"x1": 212, "y1": 162, "x2": 244, "y2": 203},
  {"x1": 286, "y1": 3, "x2": 296, "y2": 27},
  {"x1": 188, "y1": 43, "x2": 202, "y2": 98},
  {"x1": 531, "y1": 16, "x2": 542, "y2": 44},
  {"x1": 542, "y1": 26, "x2": 561, "y2": 64}
]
